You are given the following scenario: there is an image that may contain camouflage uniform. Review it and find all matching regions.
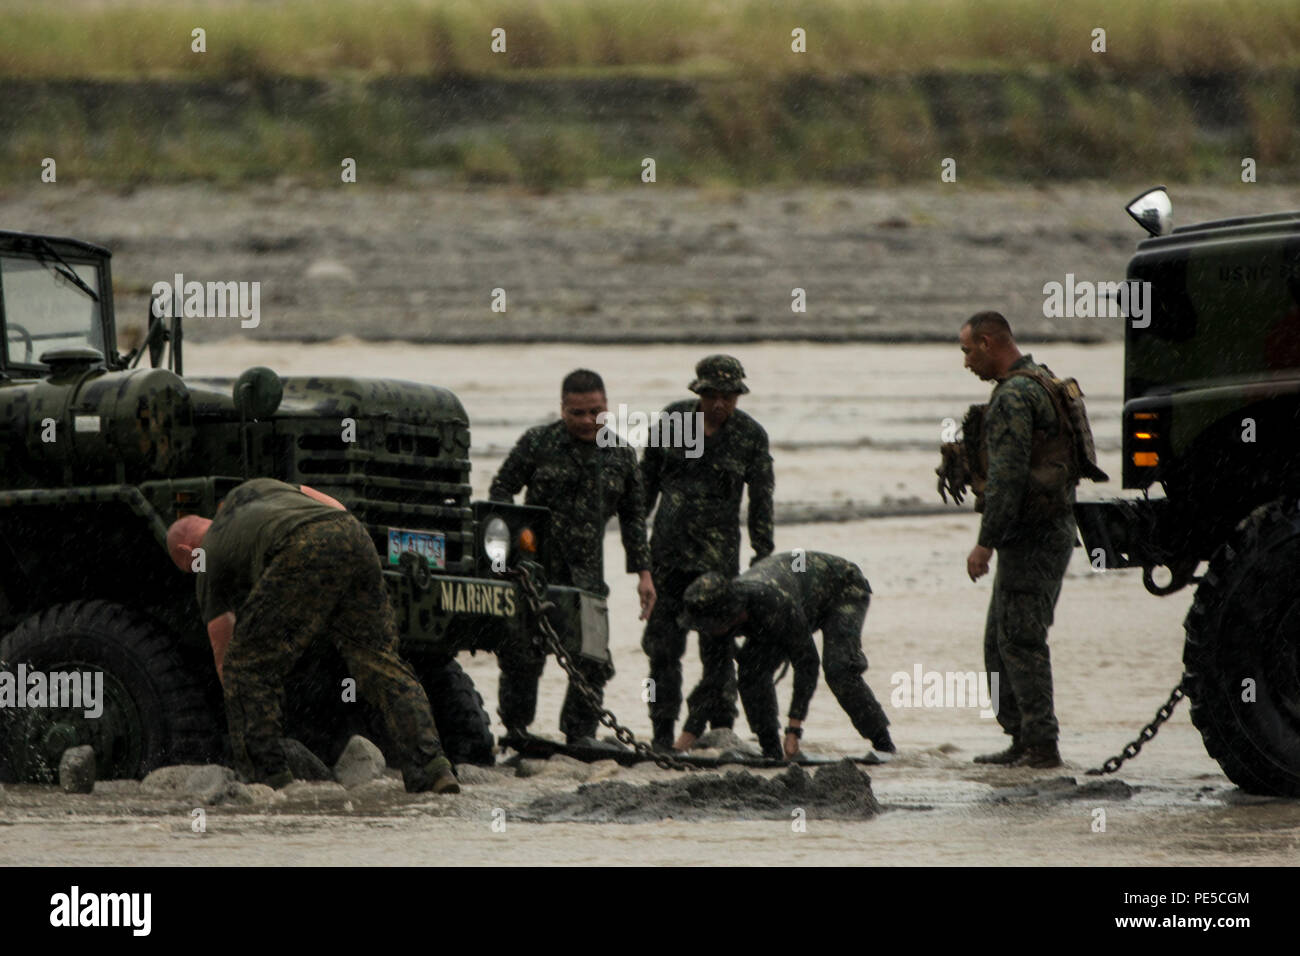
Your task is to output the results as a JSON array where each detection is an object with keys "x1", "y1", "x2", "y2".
[
  {"x1": 202, "y1": 482, "x2": 451, "y2": 790},
  {"x1": 490, "y1": 419, "x2": 650, "y2": 739},
  {"x1": 641, "y1": 356, "x2": 775, "y2": 745},
  {"x1": 979, "y1": 354, "x2": 1077, "y2": 748},
  {"x1": 680, "y1": 551, "x2": 889, "y2": 758}
]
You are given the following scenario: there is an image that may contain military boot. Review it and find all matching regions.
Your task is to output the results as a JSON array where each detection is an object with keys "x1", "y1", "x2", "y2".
[
  {"x1": 406, "y1": 755, "x2": 460, "y2": 794},
  {"x1": 870, "y1": 729, "x2": 897, "y2": 754},
  {"x1": 973, "y1": 737, "x2": 1024, "y2": 765},
  {"x1": 1011, "y1": 742, "x2": 1062, "y2": 769},
  {"x1": 652, "y1": 719, "x2": 676, "y2": 753}
]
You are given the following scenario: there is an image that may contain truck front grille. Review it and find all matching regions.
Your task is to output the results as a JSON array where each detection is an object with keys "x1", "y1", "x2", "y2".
[{"x1": 289, "y1": 423, "x2": 474, "y2": 574}]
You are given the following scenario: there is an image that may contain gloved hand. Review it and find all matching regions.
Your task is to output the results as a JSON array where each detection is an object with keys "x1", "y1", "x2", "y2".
[{"x1": 935, "y1": 442, "x2": 971, "y2": 505}]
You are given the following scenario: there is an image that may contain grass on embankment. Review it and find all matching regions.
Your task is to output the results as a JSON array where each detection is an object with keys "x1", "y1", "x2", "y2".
[
  {"x1": 3, "y1": 0, "x2": 1298, "y2": 78},
  {"x1": 1, "y1": 0, "x2": 1297, "y2": 187}
]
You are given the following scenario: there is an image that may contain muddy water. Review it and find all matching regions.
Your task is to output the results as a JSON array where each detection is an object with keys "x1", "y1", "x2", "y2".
[{"x1": 4, "y1": 340, "x2": 1300, "y2": 865}]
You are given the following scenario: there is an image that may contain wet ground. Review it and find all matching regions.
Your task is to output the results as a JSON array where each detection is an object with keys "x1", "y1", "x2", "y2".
[
  {"x1": 4, "y1": 338, "x2": 1300, "y2": 865},
  {"x1": 5, "y1": 182, "x2": 1297, "y2": 345}
]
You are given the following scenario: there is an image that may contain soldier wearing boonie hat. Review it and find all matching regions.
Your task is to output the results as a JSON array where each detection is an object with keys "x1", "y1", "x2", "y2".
[
  {"x1": 639, "y1": 354, "x2": 775, "y2": 753},
  {"x1": 688, "y1": 354, "x2": 751, "y2": 395}
]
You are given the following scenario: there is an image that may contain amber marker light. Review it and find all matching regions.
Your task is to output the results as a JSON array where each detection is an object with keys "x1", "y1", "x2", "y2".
[
  {"x1": 517, "y1": 528, "x2": 537, "y2": 553},
  {"x1": 1134, "y1": 432, "x2": 1155, "y2": 440},
  {"x1": 1133, "y1": 452, "x2": 1159, "y2": 467}
]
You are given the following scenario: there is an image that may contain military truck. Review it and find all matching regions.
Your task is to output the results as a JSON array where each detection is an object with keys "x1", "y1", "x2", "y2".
[
  {"x1": 0, "y1": 228, "x2": 609, "y2": 783},
  {"x1": 1076, "y1": 187, "x2": 1300, "y2": 796}
]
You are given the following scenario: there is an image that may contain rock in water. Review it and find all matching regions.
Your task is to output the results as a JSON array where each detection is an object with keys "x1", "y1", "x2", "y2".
[
  {"x1": 142, "y1": 765, "x2": 207, "y2": 793},
  {"x1": 59, "y1": 745, "x2": 96, "y2": 794},
  {"x1": 185, "y1": 765, "x2": 237, "y2": 805},
  {"x1": 281, "y1": 738, "x2": 333, "y2": 781},
  {"x1": 334, "y1": 735, "x2": 387, "y2": 788},
  {"x1": 694, "y1": 728, "x2": 757, "y2": 754}
]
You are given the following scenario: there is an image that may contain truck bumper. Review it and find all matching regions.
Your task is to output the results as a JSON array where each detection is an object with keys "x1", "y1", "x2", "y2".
[{"x1": 385, "y1": 558, "x2": 609, "y2": 664}]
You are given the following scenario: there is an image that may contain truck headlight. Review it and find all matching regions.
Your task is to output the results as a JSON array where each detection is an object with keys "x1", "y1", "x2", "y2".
[{"x1": 483, "y1": 516, "x2": 510, "y2": 569}]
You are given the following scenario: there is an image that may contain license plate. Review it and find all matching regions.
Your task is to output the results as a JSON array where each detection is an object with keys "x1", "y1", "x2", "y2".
[{"x1": 387, "y1": 528, "x2": 446, "y2": 569}]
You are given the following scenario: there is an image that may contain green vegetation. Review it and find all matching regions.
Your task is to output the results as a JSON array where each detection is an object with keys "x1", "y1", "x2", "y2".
[
  {"x1": 3, "y1": 0, "x2": 1298, "y2": 78},
  {"x1": 1, "y1": 0, "x2": 1296, "y2": 186}
]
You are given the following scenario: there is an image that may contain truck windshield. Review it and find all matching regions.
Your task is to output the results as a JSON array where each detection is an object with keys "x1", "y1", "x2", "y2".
[{"x1": 1, "y1": 254, "x2": 104, "y2": 366}]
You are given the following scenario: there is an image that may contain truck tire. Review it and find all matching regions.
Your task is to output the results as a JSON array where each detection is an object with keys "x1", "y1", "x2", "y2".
[
  {"x1": 1183, "y1": 499, "x2": 1300, "y2": 796},
  {"x1": 0, "y1": 600, "x2": 221, "y2": 783},
  {"x1": 420, "y1": 657, "x2": 495, "y2": 767}
]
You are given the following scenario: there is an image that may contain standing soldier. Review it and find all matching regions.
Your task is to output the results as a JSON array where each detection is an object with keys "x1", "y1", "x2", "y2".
[
  {"x1": 957, "y1": 311, "x2": 1081, "y2": 769},
  {"x1": 676, "y1": 551, "x2": 893, "y2": 760},
  {"x1": 639, "y1": 354, "x2": 775, "y2": 753},
  {"x1": 490, "y1": 369, "x2": 655, "y2": 747},
  {"x1": 166, "y1": 478, "x2": 460, "y2": 794}
]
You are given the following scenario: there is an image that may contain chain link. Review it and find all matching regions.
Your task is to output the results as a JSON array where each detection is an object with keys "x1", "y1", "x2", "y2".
[
  {"x1": 511, "y1": 563, "x2": 696, "y2": 773},
  {"x1": 1086, "y1": 679, "x2": 1186, "y2": 776}
]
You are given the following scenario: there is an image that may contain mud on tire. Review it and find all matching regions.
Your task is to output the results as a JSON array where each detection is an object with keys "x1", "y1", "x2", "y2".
[
  {"x1": 0, "y1": 600, "x2": 222, "y2": 783},
  {"x1": 1183, "y1": 498, "x2": 1300, "y2": 796}
]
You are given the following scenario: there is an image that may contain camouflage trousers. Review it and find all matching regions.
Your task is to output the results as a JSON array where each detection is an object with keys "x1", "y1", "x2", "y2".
[
  {"x1": 223, "y1": 513, "x2": 448, "y2": 788},
  {"x1": 982, "y1": 523, "x2": 1075, "y2": 746},
  {"x1": 497, "y1": 600, "x2": 614, "y2": 740},
  {"x1": 737, "y1": 571, "x2": 889, "y2": 756},
  {"x1": 641, "y1": 567, "x2": 740, "y2": 740}
]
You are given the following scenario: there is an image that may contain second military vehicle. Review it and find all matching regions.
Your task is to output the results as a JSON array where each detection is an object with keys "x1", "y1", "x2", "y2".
[
  {"x1": 1077, "y1": 187, "x2": 1300, "y2": 796},
  {"x1": 0, "y1": 228, "x2": 609, "y2": 783}
]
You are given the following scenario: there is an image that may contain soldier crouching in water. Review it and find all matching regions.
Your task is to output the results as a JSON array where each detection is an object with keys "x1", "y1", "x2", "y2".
[
  {"x1": 166, "y1": 478, "x2": 460, "y2": 794},
  {"x1": 676, "y1": 551, "x2": 894, "y2": 760}
]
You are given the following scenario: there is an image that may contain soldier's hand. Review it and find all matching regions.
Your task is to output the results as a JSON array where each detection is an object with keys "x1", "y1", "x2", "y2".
[
  {"x1": 636, "y1": 570, "x2": 656, "y2": 621},
  {"x1": 967, "y1": 544, "x2": 992, "y2": 582},
  {"x1": 783, "y1": 732, "x2": 801, "y2": 760}
]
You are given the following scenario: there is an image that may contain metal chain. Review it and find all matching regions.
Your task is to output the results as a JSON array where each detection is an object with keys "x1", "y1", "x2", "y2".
[
  {"x1": 1086, "y1": 679, "x2": 1186, "y2": 776},
  {"x1": 511, "y1": 563, "x2": 696, "y2": 772}
]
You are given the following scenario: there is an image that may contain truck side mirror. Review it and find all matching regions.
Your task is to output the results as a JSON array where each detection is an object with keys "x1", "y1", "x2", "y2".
[{"x1": 1126, "y1": 186, "x2": 1173, "y2": 237}]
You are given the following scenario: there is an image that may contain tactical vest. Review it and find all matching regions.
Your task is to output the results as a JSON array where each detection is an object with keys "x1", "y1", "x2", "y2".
[{"x1": 966, "y1": 365, "x2": 1107, "y2": 521}]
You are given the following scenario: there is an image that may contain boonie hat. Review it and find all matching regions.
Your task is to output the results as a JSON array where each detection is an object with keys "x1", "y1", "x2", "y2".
[
  {"x1": 677, "y1": 571, "x2": 742, "y2": 630},
  {"x1": 689, "y1": 354, "x2": 750, "y2": 395}
]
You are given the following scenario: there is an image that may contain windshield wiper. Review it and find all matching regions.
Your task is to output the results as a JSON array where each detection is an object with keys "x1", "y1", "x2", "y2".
[{"x1": 24, "y1": 237, "x2": 100, "y2": 303}]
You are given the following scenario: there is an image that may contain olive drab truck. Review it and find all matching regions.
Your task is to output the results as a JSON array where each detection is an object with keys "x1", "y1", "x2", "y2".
[
  {"x1": 1076, "y1": 188, "x2": 1300, "y2": 796},
  {"x1": 0, "y1": 228, "x2": 609, "y2": 783}
]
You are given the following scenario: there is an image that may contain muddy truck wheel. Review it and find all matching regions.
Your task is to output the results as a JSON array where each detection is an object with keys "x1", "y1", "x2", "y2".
[
  {"x1": 0, "y1": 600, "x2": 222, "y2": 783},
  {"x1": 419, "y1": 657, "x2": 495, "y2": 767},
  {"x1": 1183, "y1": 499, "x2": 1300, "y2": 796}
]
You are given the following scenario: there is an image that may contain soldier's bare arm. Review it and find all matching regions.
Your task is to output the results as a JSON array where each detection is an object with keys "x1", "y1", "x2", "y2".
[
  {"x1": 206, "y1": 611, "x2": 236, "y2": 682},
  {"x1": 745, "y1": 430, "x2": 776, "y2": 563},
  {"x1": 299, "y1": 484, "x2": 346, "y2": 510}
]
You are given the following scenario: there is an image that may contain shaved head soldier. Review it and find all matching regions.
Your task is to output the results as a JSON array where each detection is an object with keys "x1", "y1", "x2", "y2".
[
  {"x1": 678, "y1": 551, "x2": 893, "y2": 760},
  {"x1": 167, "y1": 478, "x2": 459, "y2": 793},
  {"x1": 959, "y1": 311, "x2": 1077, "y2": 768},
  {"x1": 640, "y1": 354, "x2": 775, "y2": 753}
]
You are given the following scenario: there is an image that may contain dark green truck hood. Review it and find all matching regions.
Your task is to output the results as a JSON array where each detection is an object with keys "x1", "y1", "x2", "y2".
[{"x1": 184, "y1": 374, "x2": 469, "y2": 426}]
